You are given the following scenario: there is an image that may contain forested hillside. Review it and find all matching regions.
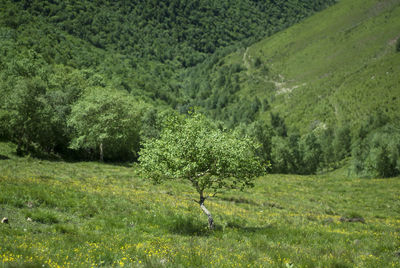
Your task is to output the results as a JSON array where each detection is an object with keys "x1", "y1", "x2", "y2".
[
  {"x1": 187, "y1": 0, "x2": 400, "y2": 130},
  {"x1": 0, "y1": 0, "x2": 334, "y2": 105},
  {"x1": 0, "y1": 0, "x2": 335, "y2": 160},
  {"x1": 1, "y1": 0, "x2": 399, "y2": 177},
  {"x1": 182, "y1": 0, "x2": 400, "y2": 176}
]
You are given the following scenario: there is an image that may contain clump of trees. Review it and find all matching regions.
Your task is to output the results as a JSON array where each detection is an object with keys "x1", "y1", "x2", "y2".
[
  {"x1": 352, "y1": 113, "x2": 400, "y2": 178},
  {"x1": 0, "y1": 53, "x2": 86, "y2": 156},
  {"x1": 139, "y1": 112, "x2": 264, "y2": 229},
  {"x1": 236, "y1": 114, "x2": 354, "y2": 175},
  {"x1": 352, "y1": 125, "x2": 400, "y2": 177},
  {"x1": 68, "y1": 87, "x2": 145, "y2": 161},
  {"x1": 0, "y1": 50, "x2": 147, "y2": 160},
  {"x1": 239, "y1": 111, "x2": 400, "y2": 178}
]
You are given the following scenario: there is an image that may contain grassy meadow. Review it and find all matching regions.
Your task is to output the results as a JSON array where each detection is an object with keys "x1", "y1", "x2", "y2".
[{"x1": 0, "y1": 142, "x2": 399, "y2": 267}]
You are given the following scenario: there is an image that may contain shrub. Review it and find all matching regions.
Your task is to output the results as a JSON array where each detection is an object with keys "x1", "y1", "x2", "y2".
[{"x1": 254, "y1": 57, "x2": 262, "y2": 68}]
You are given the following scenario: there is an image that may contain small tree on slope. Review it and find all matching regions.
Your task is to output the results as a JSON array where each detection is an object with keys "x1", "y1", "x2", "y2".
[{"x1": 139, "y1": 112, "x2": 264, "y2": 229}]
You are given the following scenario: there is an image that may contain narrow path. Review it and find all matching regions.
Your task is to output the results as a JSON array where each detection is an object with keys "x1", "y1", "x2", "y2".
[{"x1": 243, "y1": 47, "x2": 251, "y2": 73}]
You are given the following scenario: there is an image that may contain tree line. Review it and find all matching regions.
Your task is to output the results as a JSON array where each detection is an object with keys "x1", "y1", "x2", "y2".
[{"x1": 236, "y1": 111, "x2": 400, "y2": 177}]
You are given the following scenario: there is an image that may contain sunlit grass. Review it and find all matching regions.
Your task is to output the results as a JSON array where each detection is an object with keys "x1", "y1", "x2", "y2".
[{"x1": 0, "y1": 142, "x2": 399, "y2": 267}]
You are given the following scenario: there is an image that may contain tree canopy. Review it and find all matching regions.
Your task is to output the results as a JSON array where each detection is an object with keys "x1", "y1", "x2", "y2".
[
  {"x1": 68, "y1": 87, "x2": 145, "y2": 161},
  {"x1": 139, "y1": 112, "x2": 264, "y2": 228}
]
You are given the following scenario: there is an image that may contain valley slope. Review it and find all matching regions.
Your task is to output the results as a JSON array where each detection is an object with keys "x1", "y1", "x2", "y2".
[{"x1": 187, "y1": 0, "x2": 400, "y2": 132}]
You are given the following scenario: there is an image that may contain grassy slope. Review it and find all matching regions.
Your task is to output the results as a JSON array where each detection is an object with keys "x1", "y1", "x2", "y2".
[
  {"x1": 220, "y1": 0, "x2": 400, "y2": 132},
  {"x1": 1, "y1": 142, "x2": 399, "y2": 267}
]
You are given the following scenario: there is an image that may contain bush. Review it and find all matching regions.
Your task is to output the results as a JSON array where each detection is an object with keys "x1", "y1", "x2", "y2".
[
  {"x1": 254, "y1": 57, "x2": 262, "y2": 68},
  {"x1": 396, "y1": 37, "x2": 400, "y2": 52}
]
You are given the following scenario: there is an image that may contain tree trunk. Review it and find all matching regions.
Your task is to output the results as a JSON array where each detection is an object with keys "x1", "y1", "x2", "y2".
[
  {"x1": 16, "y1": 139, "x2": 23, "y2": 156},
  {"x1": 199, "y1": 193, "x2": 214, "y2": 230},
  {"x1": 99, "y1": 143, "x2": 104, "y2": 162}
]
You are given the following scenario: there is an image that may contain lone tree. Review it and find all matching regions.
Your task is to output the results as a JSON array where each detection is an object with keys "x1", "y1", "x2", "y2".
[{"x1": 139, "y1": 112, "x2": 264, "y2": 229}]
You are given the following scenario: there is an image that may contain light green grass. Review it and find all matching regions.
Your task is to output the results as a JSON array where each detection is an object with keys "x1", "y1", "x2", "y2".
[{"x1": 1, "y1": 141, "x2": 399, "y2": 267}]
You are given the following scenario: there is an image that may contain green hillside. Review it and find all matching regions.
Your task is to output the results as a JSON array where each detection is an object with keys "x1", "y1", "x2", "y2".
[
  {"x1": 186, "y1": 0, "x2": 400, "y2": 131},
  {"x1": 0, "y1": 0, "x2": 399, "y2": 176},
  {"x1": 0, "y1": 0, "x2": 337, "y2": 162},
  {"x1": 0, "y1": 0, "x2": 334, "y2": 106}
]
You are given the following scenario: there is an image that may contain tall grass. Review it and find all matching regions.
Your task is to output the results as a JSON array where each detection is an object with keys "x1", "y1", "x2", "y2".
[{"x1": 1, "y1": 142, "x2": 399, "y2": 267}]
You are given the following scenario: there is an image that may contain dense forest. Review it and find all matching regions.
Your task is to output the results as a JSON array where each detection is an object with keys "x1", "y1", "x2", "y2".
[
  {"x1": 0, "y1": 0, "x2": 335, "y2": 105},
  {"x1": 1, "y1": 0, "x2": 399, "y2": 177}
]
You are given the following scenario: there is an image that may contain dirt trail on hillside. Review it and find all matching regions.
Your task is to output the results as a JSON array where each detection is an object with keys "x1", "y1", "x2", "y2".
[{"x1": 243, "y1": 47, "x2": 251, "y2": 74}]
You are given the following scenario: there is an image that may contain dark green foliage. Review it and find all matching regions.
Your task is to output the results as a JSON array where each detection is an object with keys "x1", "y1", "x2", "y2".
[
  {"x1": 270, "y1": 112, "x2": 287, "y2": 137},
  {"x1": 254, "y1": 57, "x2": 262, "y2": 68},
  {"x1": 318, "y1": 127, "x2": 336, "y2": 168},
  {"x1": 299, "y1": 132, "x2": 322, "y2": 174},
  {"x1": 25, "y1": 0, "x2": 333, "y2": 64},
  {"x1": 396, "y1": 37, "x2": 400, "y2": 52},
  {"x1": 236, "y1": 120, "x2": 273, "y2": 171},
  {"x1": 270, "y1": 136, "x2": 291, "y2": 174},
  {"x1": 287, "y1": 133, "x2": 303, "y2": 172},
  {"x1": 139, "y1": 107, "x2": 163, "y2": 141},
  {"x1": 270, "y1": 130, "x2": 323, "y2": 175},
  {"x1": 0, "y1": 52, "x2": 88, "y2": 156},
  {"x1": 270, "y1": 133, "x2": 299, "y2": 174},
  {"x1": 333, "y1": 124, "x2": 352, "y2": 162},
  {"x1": 5, "y1": 0, "x2": 395, "y2": 178},
  {"x1": 0, "y1": 0, "x2": 336, "y2": 92},
  {"x1": 262, "y1": 98, "x2": 270, "y2": 111},
  {"x1": 0, "y1": 110, "x2": 11, "y2": 140},
  {"x1": 352, "y1": 124, "x2": 400, "y2": 177},
  {"x1": 236, "y1": 115, "x2": 329, "y2": 175},
  {"x1": 4, "y1": 76, "x2": 54, "y2": 155}
]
